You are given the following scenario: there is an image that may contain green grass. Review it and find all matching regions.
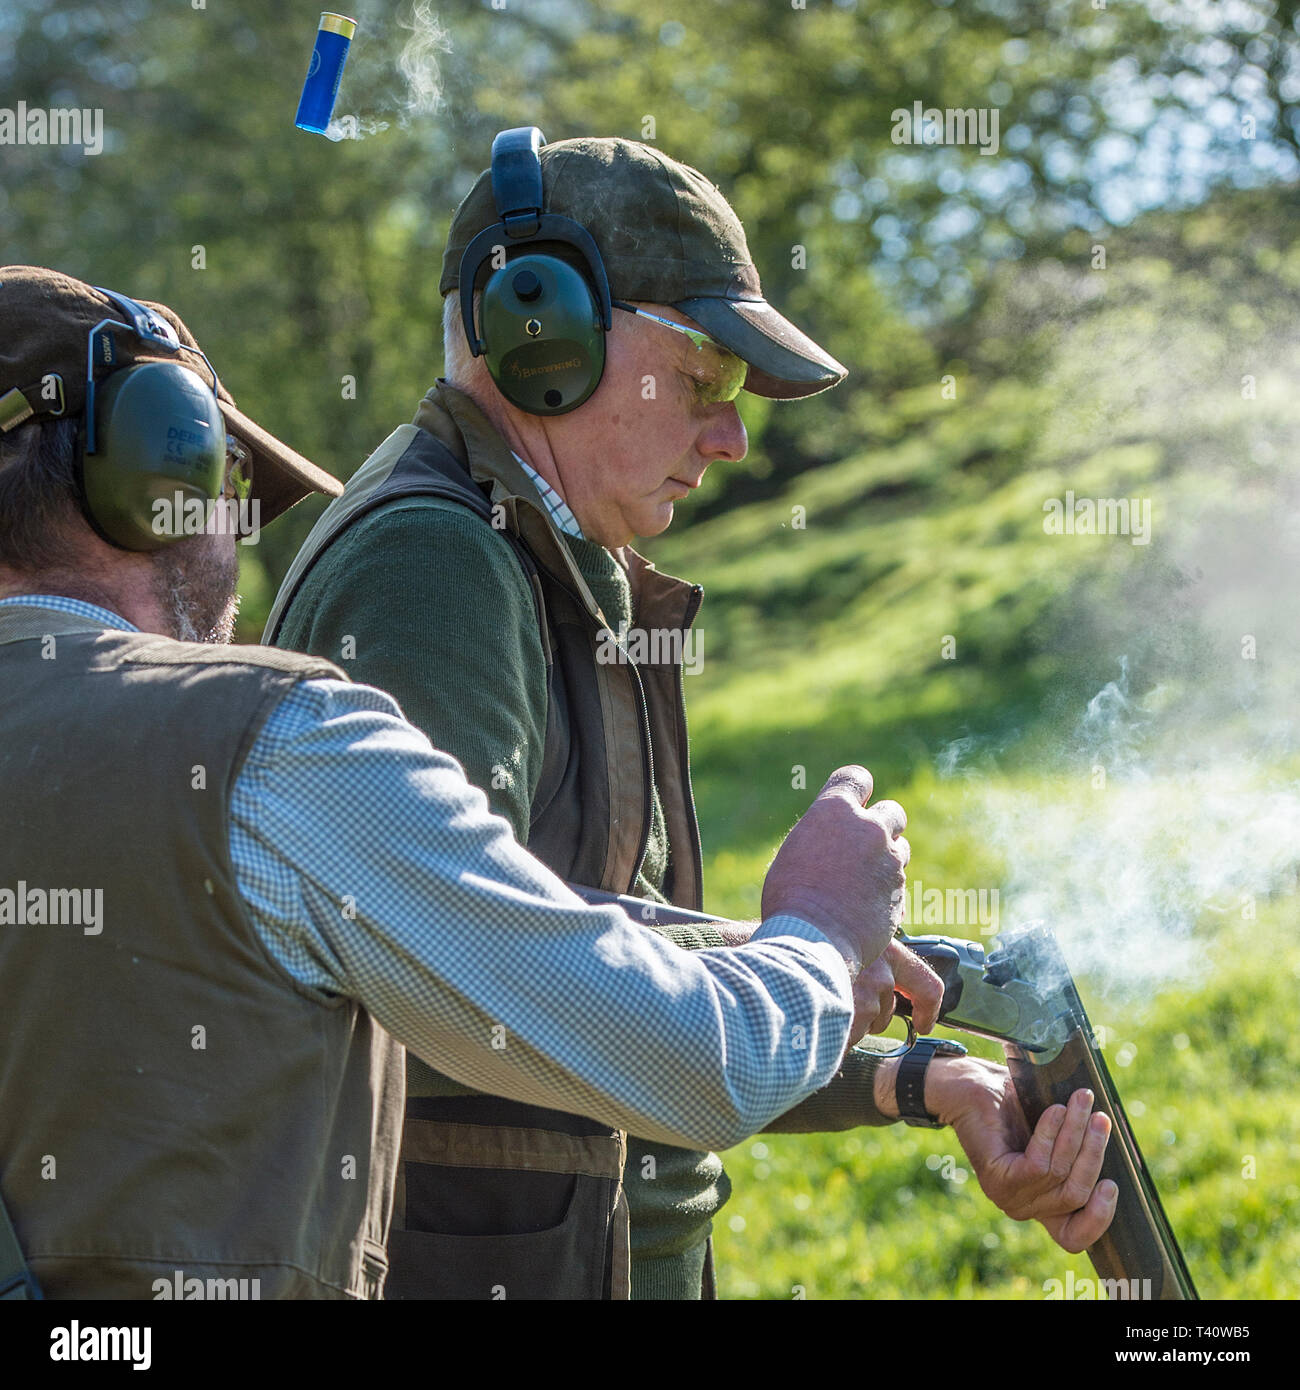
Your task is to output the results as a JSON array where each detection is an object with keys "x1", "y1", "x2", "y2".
[{"x1": 710, "y1": 815, "x2": 1300, "y2": 1301}]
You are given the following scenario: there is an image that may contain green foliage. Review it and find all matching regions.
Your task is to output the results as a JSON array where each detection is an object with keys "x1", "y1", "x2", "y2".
[
  {"x1": 649, "y1": 183, "x2": 1300, "y2": 862},
  {"x1": 4, "y1": 0, "x2": 1298, "y2": 623}
]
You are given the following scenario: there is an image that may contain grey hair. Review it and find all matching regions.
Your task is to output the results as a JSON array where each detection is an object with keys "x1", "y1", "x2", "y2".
[{"x1": 441, "y1": 292, "x2": 491, "y2": 392}]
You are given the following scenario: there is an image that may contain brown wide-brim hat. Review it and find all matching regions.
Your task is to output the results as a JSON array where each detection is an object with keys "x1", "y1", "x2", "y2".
[
  {"x1": 440, "y1": 137, "x2": 848, "y2": 400},
  {"x1": 0, "y1": 266, "x2": 341, "y2": 524}
]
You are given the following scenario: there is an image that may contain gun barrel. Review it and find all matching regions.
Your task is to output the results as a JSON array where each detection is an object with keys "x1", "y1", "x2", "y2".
[{"x1": 1007, "y1": 1028, "x2": 1198, "y2": 1300}]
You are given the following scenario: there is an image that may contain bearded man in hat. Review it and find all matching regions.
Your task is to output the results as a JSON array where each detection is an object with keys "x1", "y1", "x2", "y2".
[{"x1": 265, "y1": 134, "x2": 1117, "y2": 1300}]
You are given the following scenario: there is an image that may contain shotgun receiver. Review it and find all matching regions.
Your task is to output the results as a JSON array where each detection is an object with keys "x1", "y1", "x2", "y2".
[
  {"x1": 571, "y1": 885, "x2": 1198, "y2": 1301},
  {"x1": 894, "y1": 924, "x2": 1197, "y2": 1300}
]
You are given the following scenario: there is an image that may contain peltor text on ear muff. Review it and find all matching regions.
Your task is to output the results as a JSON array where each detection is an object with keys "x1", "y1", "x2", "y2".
[{"x1": 457, "y1": 127, "x2": 614, "y2": 416}]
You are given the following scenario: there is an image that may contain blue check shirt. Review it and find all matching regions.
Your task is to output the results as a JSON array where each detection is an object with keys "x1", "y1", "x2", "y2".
[
  {"x1": 0, "y1": 595, "x2": 853, "y2": 1150},
  {"x1": 512, "y1": 452, "x2": 584, "y2": 539}
]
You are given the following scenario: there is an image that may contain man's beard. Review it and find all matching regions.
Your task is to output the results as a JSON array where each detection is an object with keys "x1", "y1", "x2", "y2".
[{"x1": 150, "y1": 533, "x2": 241, "y2": 644}]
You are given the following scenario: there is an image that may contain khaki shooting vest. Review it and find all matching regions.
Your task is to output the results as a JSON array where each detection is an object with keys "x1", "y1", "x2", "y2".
[{"x1": 0, "y1": 605, "x2": 404, "y2": 1298}]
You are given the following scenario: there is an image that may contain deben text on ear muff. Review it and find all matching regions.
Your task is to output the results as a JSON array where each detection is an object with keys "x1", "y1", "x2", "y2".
[
  {"x1": 79, "y1": 288, "x2": 227, "y2": 552},
  {"x1": 457, "y1": 127, "x2": 613, "y2": 416}
]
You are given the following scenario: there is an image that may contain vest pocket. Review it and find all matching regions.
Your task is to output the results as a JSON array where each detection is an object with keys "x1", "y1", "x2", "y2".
[
  {"x1": 385, "y1": 1170, "x2": 618, "y2": 1300},
  {"x1": 385, "y1": 1108, "x2": 627, "y2": 1300}
]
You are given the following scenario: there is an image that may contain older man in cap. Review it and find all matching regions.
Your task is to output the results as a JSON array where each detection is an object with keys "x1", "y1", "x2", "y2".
[
  {"x1": 266, "y1": 133, "x2": 1117, "y2": 1300},
  {"x1": 0, "y1": 264, "x2": 982, "y2": 1299}
]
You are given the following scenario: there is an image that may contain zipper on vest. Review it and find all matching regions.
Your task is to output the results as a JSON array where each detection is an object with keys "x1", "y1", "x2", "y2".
[
  {"x1": 676, "y1": 585, "x2": 706, "y2": 911},
  {"x1": 625, "y1": 658, "x2": 656, "y2": 896}
]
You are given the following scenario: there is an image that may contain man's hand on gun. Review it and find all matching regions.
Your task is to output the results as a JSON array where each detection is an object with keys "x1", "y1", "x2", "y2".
[
  {"x1": 761, "y1": 764, "x2": 943, "y2": 1042},
  {"x1": 851, "y1": 937, "x2": 943, "y2": 1039},
  {"x1": 767, "y1": 764, "x2": 1117, "y2": 1254},
  {"x1": 897, "y1": 1054, "x2": 1119, "y2": 1253}
]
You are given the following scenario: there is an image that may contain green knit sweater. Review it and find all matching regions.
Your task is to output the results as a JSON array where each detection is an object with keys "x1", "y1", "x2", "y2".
[{"x1": 274, "y1": 487, "x2": 898, "y2": 1300}]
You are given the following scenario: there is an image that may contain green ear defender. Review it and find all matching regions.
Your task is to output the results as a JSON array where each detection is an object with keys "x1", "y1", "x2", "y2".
[
  {"x1": 79, "y1": 287, "x2": 228, "y2": 552},
  {"x1": 478, "y1": 253, "x2": 606, "y2": 414},
  {"x1": 81, "y1": 362, "x2": 226, "y2": 552},
  {"x1": 458, "y1": 127, "x2": 614, "y2": 416}
]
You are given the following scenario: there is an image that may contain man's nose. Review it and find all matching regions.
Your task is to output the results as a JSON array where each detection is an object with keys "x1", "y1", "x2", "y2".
[{"x1": 699, "y1": 402, "x2": 748, "y2": 465}]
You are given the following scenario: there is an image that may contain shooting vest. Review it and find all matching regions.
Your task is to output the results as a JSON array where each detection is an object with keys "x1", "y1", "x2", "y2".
[
  {"x1": 264, "y1": 381, "x2": 707, "y2": 1298},
  {"x1": 265, "y1": 382, "x2": 706, "y2": 901},
  {"x1": 0, "y1": 604, "x2": 404, "y2": 1299}
]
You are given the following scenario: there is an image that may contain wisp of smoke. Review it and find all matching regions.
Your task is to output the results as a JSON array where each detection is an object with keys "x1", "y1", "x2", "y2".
[
  {"x1": 932, "y1": 248, "x2": 1300, "y2": 1005},
  {"x1": 944, "y1": 659, "x2": 1300, "y2": 1004},
  {"x1": 326, "y1": 116, "x2": 392, "y2": 142},
  {"x1": 325, "y1": 0, "x2": 452, "y2": 142},
  {"x1": 397, "y1": 0, "x2": 451, "y2": 117}
]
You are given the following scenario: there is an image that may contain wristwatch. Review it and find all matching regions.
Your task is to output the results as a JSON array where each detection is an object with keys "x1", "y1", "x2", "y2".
[{"x1": 895, "y1": 1037, "x2": 968, "y2": 1128}]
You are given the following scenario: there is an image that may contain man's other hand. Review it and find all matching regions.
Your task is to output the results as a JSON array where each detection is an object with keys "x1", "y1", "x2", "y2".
[{"x1": 874, "y1": 1053, "x2": 1118, "y2": 1253}]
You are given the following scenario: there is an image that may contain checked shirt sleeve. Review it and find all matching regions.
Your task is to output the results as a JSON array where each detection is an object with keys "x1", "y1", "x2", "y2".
[{"x1": 229, "y1": 677, "x2": 854, "y2": 1151}]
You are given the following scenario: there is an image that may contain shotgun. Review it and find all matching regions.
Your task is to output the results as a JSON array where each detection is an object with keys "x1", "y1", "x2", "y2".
[{"x1": 571, "y1": 884, "x2": 1198, "y2": 1301}]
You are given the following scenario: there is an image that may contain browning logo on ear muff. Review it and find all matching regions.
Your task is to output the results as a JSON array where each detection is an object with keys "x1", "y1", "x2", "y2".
[
  {"x1": 79, "y1": 288, "x2": 227, "y2": 552},
  {"x1": 457, "y1": 127, "x2": 614, "y2": 416}
]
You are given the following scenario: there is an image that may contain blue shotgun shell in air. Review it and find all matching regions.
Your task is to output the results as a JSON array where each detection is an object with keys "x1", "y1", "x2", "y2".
[{"x1": 294, "y1": 13, "x2": 357, "y2": 134}]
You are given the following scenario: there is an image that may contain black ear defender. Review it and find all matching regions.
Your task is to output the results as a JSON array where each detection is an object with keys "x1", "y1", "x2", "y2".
[
  {"x1": 79, "y1": 289, "x2": 227, "y2": 552},
  {"x1": 457, "y1": 127, "x2": 613, "y2": 416}
]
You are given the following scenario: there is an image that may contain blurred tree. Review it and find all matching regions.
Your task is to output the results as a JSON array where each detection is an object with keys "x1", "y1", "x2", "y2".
[{"x1": 1, "y1": 0, "x2": 1296, "y2": 631}]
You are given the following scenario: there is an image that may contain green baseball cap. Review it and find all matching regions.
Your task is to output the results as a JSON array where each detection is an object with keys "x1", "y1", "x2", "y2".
[
  {"x1": 440, "y1": 137, "x2": 848, "y2": 400},
  {"x1": 0, "y1": 266, "x2": 342, "y2": 524}
]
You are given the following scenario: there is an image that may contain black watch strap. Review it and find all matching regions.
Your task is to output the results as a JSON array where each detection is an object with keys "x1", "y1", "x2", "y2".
[{"x1": 896, "y1": 1037, "x2": 968, "y2": 1128}]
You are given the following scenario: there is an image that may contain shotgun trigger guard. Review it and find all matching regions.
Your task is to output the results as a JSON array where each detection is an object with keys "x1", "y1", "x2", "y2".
[{"x1": 873, "y1": 1014, "x2": 917, "y2": 1058}]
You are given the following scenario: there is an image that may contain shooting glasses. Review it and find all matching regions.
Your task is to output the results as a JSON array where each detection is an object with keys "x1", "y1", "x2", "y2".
[{"x1": 612, "y1": 301, "x2": 748, "y2": 405}]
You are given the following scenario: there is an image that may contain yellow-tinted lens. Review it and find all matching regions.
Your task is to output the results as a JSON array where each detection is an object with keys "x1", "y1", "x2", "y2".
[
  {"x1": 684, "y1": 339, "x2": 748, "y2": 404},
  {"x1": 223, "y1": 438, "x2": 253, "y2": 500}
]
